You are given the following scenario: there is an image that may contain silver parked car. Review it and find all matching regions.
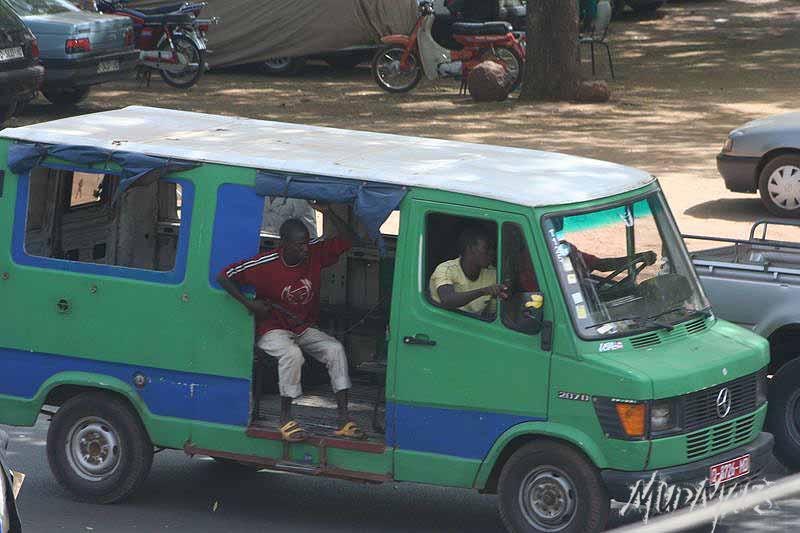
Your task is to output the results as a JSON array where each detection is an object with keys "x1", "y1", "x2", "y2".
[
  {"x1": 718, "y1": 112, "x2": 800, "y2": 217},
  {"x1": 6, "y1": 0, "x2": 137, "y2": 105}
]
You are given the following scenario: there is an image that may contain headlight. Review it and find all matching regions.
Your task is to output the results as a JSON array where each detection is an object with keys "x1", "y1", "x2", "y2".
[
  {"x1": 756, "y1": 370, "x2": 768, "y2": 406},
  {"x1": 650, "y1": 400, "x2": 676, "y2": 432},
  {"x1": 722, "y1": 137, "x2": 734, "y2": 153}
]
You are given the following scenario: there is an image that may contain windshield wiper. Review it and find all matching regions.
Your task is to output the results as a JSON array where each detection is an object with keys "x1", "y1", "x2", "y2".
[{"x1": 584, "y1": 315, "x2": 674, "y2": 332}]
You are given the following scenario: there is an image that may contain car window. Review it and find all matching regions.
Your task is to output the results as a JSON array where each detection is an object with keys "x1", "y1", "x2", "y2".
[
  {"x1": 0, "y1": 2, "x2": 26, "y2": 27},
  {"x1": 5, "y1": 0, "x2": 77, "y2": 16}
]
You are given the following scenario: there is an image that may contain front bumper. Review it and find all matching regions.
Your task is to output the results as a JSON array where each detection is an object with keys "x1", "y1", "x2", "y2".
[
  {"x1": 0, "y1": 64, "x2": 44, "y2": 103},
  {"x1": 601, "y1": 431, "x2": 774, "y2": 502},
  {"x1": 717, "y1": 153, "x2": 761, "y2": 193},
  {"x1": 41, "y1": 50, "x2": 139, "y2": 89}
]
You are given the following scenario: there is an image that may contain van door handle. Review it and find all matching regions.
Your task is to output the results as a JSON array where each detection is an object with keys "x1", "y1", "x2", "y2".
[{"x1": 404, "y1": 334, "x2": 436, "y2": 347}]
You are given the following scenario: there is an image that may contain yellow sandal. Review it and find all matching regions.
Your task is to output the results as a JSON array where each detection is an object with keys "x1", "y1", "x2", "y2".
[
  {"x1": 280, "y1": 420, "x2": 308, "y2": 442},
  {"x1": 334, "y1": 421, "x2": 367, "y2": 440}
]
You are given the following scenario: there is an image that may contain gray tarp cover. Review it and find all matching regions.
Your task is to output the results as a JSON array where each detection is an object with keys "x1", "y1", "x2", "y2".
[{"x1": 129, "y1": 0, "x2": 417, "y2": 68}]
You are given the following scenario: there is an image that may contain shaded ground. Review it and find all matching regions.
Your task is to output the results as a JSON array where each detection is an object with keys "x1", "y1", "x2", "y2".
[{"x1": 6, "y1": 0, "x2": 800, "y2": 244}]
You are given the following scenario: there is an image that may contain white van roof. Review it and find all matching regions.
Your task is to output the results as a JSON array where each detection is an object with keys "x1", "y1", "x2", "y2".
[{"x1": 1, "y1": 106, "x2": 654, "y2": 208}]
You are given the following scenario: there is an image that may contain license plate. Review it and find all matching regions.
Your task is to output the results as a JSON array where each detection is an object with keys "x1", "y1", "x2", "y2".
[
  {"x1": 97, "y1": 60, "x2": 120, "y2": 74},
  {"x1": 0, "y1": 47, "x2": 24, "y2": 62},
  {"x1": 709, "y1": 454, "x2": 750, "y2": 486}
]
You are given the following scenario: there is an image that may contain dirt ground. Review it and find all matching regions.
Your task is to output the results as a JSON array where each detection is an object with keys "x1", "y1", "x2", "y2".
[{"x1": 6, "y1": 0, "x2": 800, "y2": 244}]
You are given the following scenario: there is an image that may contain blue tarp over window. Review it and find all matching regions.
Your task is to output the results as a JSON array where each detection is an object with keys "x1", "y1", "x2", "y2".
[
  {"x1": 255, "y1": 170, "x2": 406, "y2": 253},
  {"x1": 8, "y1": 142, "x2": 198, "y2": 204}
]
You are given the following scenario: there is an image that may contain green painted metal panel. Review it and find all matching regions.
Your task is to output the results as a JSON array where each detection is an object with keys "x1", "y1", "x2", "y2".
[{"x1": 395, "y1": 450, "x2": 481, "y2": 488}]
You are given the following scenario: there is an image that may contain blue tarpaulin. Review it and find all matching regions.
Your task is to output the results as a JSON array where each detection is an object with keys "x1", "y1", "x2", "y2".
[
  {"x1": 8, "y1": 142, "x2": 199, "y2": 204},
  {"x1": 255, "y1": 170, "x2": 406, "y2": 253}
]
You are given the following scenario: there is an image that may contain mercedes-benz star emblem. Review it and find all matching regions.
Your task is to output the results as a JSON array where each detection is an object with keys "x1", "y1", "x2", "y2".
[{"x1": 716, "y1": 387, "x2": 732, "y2": 418}]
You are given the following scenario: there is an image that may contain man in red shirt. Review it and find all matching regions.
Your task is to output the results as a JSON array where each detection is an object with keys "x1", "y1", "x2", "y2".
[{"x1": 217, "y1": 204, "x2": 364, "y2": 442}]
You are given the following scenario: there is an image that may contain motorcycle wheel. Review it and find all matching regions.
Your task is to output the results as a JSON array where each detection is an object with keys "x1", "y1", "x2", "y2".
[
  {"x1": 159, "y1": 34, "x2": 205, "y2": 89},
  {"x1": 480, "y1": 46, "x2": 524, "y2": 92},
  {"x1": 372, "y1": 47, "x2": 422, "y2": 94}
]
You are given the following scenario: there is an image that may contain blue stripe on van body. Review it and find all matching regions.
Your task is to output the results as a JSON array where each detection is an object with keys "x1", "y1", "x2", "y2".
[
  {"x1": 12, "y1": 172, "x2": 194, "y2": 285},
  {"x1": 0, "y1": 348, "x2": 250, "y2": 426},
  {"x1": 388, "y1": 401, "x2": 545, "y2": 459}
]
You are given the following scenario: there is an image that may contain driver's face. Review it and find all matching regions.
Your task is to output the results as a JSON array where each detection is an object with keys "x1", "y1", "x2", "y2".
[{"x1": 471, "y1": 238, "x2": 493, "y2": 269}]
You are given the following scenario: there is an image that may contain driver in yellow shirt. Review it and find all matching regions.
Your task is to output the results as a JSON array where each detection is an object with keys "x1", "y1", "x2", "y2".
[{"x1": 430, "y1": 226, "x2": 508, "y2": 316}]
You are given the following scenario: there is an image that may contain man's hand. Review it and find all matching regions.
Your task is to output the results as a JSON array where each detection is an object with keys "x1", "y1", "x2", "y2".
[
  {"x1": 309, "y1": 201, "x2": 331, "y2": 214},
  {"x1": 246, "y1": 299, "x2": 273, "y2": 320},
  {"x1": 482, "y1": 283, "x2": 509, "y2": 300}
]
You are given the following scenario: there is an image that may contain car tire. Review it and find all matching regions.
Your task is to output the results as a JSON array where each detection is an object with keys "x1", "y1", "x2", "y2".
[
  {"x1": 758, "y1": 154, "x2": 800, "y2": 217},
  {"x1": 46, "y1": 392, "x2": 153, "y2": 504},
  {"x1": 261, "y1": 57, "x2": 307, "y2": 76},
  {"x1": 767, "y1": 357, "x2": 800, "y2": 471},
  {"x1": 42, "y1": 86, "x2": 91, "y2": 106},
  {"x1": 498, "y1": 441, "x2": 609, "y2": 533}
]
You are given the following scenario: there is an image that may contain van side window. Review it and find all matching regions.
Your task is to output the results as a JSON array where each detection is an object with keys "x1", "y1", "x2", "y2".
[
  {"x1": 23, "y1": 167, "x2": 183, "y2": 271},
  {"x1": 426, "y1": 213, "x2": 498, "y2": 321},
  {"x1": 501, "y1": 223, "x2": 540, "y2": 334}
]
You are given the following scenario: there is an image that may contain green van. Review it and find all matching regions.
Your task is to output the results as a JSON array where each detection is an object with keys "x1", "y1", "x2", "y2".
[{"x1": 0, "y1": 107, "x2": 772, "y2": 533}]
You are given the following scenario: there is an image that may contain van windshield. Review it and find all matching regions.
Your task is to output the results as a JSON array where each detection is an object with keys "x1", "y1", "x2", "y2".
[{"x1": 543, "y1": 192, "x2": 710, "y2": 340}]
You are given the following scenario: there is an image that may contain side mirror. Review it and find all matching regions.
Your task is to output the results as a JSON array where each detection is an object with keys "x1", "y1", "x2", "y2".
[{"x1": 520, "y1": 292, "x2": 544, "y2": 334}]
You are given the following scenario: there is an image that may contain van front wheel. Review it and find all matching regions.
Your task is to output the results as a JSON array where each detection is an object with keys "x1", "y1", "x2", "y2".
[
  {"x1": 46, "y1": 392, "x2": 153, "y2": 503},
  {"x1": 498, "y1": 441, "x2": 609, "y2": 533}
]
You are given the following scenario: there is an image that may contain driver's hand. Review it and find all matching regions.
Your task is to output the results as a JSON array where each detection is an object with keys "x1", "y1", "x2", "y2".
[
  {"x1": 641, "y1": 251, "x2": 657, "y2": 265},
  {"x1": 483, "y1": 284, "x2": 509, "y2": 300}
]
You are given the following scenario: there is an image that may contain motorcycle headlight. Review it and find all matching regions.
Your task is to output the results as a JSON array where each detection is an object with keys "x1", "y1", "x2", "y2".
[{"x1": 650, "y1": 400, "x2": 676, "y2": 432}]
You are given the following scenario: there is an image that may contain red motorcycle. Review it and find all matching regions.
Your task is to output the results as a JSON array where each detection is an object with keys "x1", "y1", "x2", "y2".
[
  {"x1": 95, "y1": 0, "x2": 217, "y2": 89},
  {"x1": 372, "y1": 0, "x2": 525, "y2": 93}
]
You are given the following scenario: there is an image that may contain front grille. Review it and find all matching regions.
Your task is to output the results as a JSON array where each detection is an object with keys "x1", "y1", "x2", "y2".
[
  {"x1": 685, "y1": 414, "x2": 755, "y2": 461},
  {"x1": 683, "y1": 373, "x2": 758, "y2": 432}
]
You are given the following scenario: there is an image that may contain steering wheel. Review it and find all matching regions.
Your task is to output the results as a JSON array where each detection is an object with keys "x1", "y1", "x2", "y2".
[{"x1": 589, "y1": 254, "x2": 651, "y2": 292}]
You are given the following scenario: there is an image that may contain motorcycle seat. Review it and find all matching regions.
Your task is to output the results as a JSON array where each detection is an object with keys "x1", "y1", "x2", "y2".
[
  {"x1": 127, "y1": 2, "x2": 188, "y2": 15},
  {"x1": 452, "y1": 22, "x2": 513, "y2": 36},
  {"x1": 118, "y1": 8, "x2": 194, "y2": 25}
]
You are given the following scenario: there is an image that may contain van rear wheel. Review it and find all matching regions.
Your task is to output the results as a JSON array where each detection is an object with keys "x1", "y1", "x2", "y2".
[
  {"x1": 498, "y1": 441, "x2": 609, "y2": 533},
  {"x1": 46, "y1": 392, "x2": 153, "y2": 503}
]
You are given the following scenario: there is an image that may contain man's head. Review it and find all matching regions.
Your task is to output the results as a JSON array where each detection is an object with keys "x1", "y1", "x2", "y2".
[
  {"x1": 279, "y1": 218, "x2": 310, "y2": 265},
  {"x1": 459, "y1": 226, "x2": 493, "y2": 269}
]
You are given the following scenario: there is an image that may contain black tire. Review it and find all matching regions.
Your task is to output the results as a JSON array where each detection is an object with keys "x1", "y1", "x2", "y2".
[
  {"x1": 46, "y1": 392, "x2": 153, "y2": 504},
  {"x1": 479, "y1": 46, "x2": 525, "y2": 92},
  {"x1": 498, "y1": 441, "x2": 609, "y2": 533},
  {"x1": 159, "y1": 34, "x2": 205, "y2": 89},
  {"x1": 372, "y1": 46, "x2": 422, "y2": 94},
  {"x1": 261, "y1": 57, "x2": 307, "y2": 76},
  {"x1": 766, "y1": 358, "x2": 800, "y2": 471},
  {"x1": 324, "y1": 54, "x2": 364, "y2": 70},
  {"x1": 42, "y1": 87, "x2": 91, "y2": 106},
  {"x1": 758, "y1": 154, "x2": 800, "y2": 218}
]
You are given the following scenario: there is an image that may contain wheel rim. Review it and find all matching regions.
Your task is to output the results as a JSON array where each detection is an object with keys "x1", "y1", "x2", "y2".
[
  {"x1": 767, "y1": 165, "x2": 800, "y2": 211},
  {"x1": 163, "y1": 39, "x2": 201, "y2": 84},
  {"x1": 264, "y1": 57, "x2": 291, "y2": 70},
  {"x1": 518, "y1": 466, "x2": 577, "y2": 532},
  {"x1": 66, "y1": 416, "x2": 122, "y2": 482},
  {"x1": 375, "y1": 49, "x2": 419, "y2": 90},
  {"x1": 485, "y1": 48, "x2": 521, "y2": 86}
]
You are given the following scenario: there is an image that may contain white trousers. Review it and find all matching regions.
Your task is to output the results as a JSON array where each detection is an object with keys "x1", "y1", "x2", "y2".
[{"x1": 257, "y1": 327, "x2": 352, "y2": 399}]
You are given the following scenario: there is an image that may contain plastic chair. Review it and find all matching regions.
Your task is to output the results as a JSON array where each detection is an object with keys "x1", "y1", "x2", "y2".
[{"x1": 579, "y1": 0, "x2": 615, "y2": 79}]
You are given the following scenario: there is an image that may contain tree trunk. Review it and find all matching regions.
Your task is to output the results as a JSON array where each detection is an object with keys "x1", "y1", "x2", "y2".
[{"x1": 519, "y1": 0, "x2": 581, "y2": 101}]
